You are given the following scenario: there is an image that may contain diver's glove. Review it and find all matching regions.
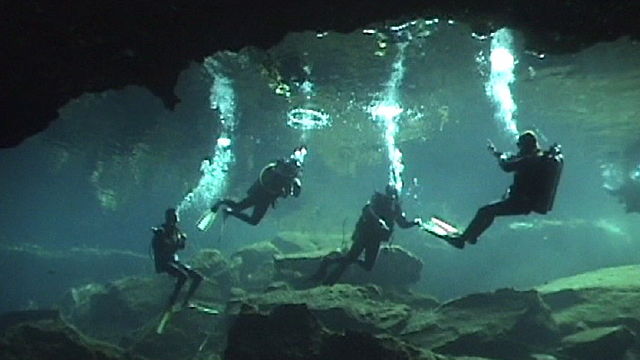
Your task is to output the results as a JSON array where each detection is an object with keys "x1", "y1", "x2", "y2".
[
  {"x1": 291, "y1": 178, "x2": 302, "y2": 197},
  {"x1": 413, "y1": 218, "x2": 422, "y2": 227},
  {"x1": 378, "y1": 219, "x2": 390, "y2": 232},
  {"x1": 487, "y1": 139, "x2": 502, "y2": 158},
  {"x1": 176, "y1": 232, "x2": 187, "y2": 249}
]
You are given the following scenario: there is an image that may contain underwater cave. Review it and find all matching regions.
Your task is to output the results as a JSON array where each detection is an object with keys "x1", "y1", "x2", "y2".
[{"x1": 2, "y1": 1, "x2": 640, "y2": 360}]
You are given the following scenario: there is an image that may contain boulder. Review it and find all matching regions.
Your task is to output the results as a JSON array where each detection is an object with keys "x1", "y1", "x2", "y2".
[
  {"x1": 274, "y1": 245, "x2": 423, "y2": 290},
  {"x1": 62, "y1": 275, "x2": 227, "y2": 360},
  {"x1": 273, "y1": 231, "x2": 345, "y2": 252},
  {"x1": 224, "y1": 303, "x2": 446, "y2": 360},
  {"x1": 536, "y1": 265, "x2": 640, "y2": 335},
  {"x1": 402, "y1": 288, "x2": 559, "y2": 359},
  {"x1": 0, "y1": 243, "x2": 147, "y2": 312},
  {"x1": 559, "y1": 326, "x2": 636, "y2": 360},
  {"x1": 191, "y1": 248, "x2": 237, "y2": 300},
  {"x1": 225, "y1": 304, "x2": 324, "y2": 360},
  {"x1": 0, "y1": 314, "x2": 141, "y2": 360},
  {"x1": 270, "y1": 232, "x2": 324, "y2": 254},
  {"x1": 62, "y1": 277, "x2": 167, "y2": 341},
  {"x1": 228, "y1": 284, "x2": 412, "y2": 335},
  {"x1": 231, "y1": 241, "x2": 282, "y2": 290},
  {"x1": 0, "y1": 309, "x2": 60, "y2": 333},
  {"x1": 62, "y1": 249, "x2": 233, "y2": 345},
  {"x1": 129, "y1": 308, "x2": 226, "y2": 360}
]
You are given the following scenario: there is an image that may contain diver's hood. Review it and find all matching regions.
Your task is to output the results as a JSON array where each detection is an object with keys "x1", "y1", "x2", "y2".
[{"x1": 276, "y1": 159, "x2": 300, "y2": 177}]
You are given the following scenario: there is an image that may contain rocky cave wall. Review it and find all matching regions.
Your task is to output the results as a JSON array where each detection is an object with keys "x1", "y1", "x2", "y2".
[{"x1": 3, "y1": 0, "x2": 640, "y2": 148}]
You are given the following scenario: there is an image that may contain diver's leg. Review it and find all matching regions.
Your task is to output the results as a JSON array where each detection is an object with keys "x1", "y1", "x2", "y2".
[
  {"x1": 165, "y1": 263, "x2": 188, "y2": 309},
  {"x1": 228, "y1": 200, "x2": 269, "y2": 226},
  {"x1": 357, "y1": 239, "x2": 381, "y2": 272},
  {"x1": 247, "y1": 201, "x2": 269, "y2": 225},
  {"x1": 231, "y1": 197, "x2": 254, "y2": 212},
  {"x1": 461, "y1": 201, "x2": 503, "y2": 244},
  {"x1": 212, "y1": 199, "x2": 232, "y2": 212},
  {"x1": 310, "y1": 252, "x2": 341, "y2": 282},
  {"x1": 322, "y1": 259, "x2": 350, "y2": 285},
  {"x1": 179, "y1": 264, "x2": 204, "y2": 307},
  {"x1": 323, "y1": 237, "x2": 365, "y2": 285},
  {"x1": 213, "y1": 197, "x2": 252, "y2": 213},
  {"x1": 463, "y1": 198, "x2": 529, "y2": 244}
]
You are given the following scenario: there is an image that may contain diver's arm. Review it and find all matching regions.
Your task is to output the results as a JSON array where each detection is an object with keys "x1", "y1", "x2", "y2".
[
  {"x1": 498, "y1": 153, "x2": 529, "y2": 172},
  {"x1": 291, "y1": 177, "x2": 302, "y2": 197},
  {"x1": 488, "y1": 139, "x2": 516, "y2": 172},
  {"x1": 176, "y1": 228, "x2": 187, "y2": 249},
  {"x1": 487, "y1": 139, "x2": 502, "y2": 158},
  {"x1": 365, "y1": 204, "x2": 390, "y2": 231},
  {"x1": 488, "y1": 139, "x2": 529, "y2": 172},
  {"x1": 395, "y1": 210, "x2": 421, "y2": 229}
]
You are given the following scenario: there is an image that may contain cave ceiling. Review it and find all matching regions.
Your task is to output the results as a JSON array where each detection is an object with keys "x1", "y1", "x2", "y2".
[{"x1": 2, "y1": 0, "x2": 639, "y2": 148}]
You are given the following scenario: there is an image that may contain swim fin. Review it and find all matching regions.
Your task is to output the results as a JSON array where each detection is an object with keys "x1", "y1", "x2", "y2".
[
  {"x1": 421, "y1": 216, "x2": 461, "y2": 239},
  {"x1": 156, "y1": 309, "x2": 174, "y2": 334},
  {"x1": 187, "y1": 303, "x2": 220, "y2": 315},
  {"x1": 196, "y1": 210, "x2": 217, "y2": 232}
]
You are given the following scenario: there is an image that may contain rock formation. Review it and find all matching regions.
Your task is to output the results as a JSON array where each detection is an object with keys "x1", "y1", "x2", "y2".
[{"x1": 3, "y1": 1, "x2": 640, "y2": 148}]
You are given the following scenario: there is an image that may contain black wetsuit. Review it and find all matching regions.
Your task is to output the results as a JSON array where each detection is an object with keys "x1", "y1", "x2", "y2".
[
  {"x1": 609, "y1": 179, "x2": 640, "y2": 213},
  {"x1": 314, "y1": 192, "x2": 418, "y2": 285},
  {"x1": 215, "y1": 160, "x2": 302, "y2": 225},
  {"x1": 462, "y1": 150, "x2": 544, "y2": 243},
  {"x1": 152, "y1": 223, "x2": 203, "y2": 309}
]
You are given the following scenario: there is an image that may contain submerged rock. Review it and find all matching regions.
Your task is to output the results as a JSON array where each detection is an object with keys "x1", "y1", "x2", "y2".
[
  {"x1": 191, "y1": 248, "x2": 237, "y2": 299},
  {"x1": 402, "y1": 288, "x2": 559, "y2": 359},
  {"x1": 270, "y1": 232, "x2": 323, "y2": 254},
  {"x1": 62, "y1": 276, "x2": 168, "y2": 341},
  {"x1": 537, "y1": 265, "x2": 640, "y2": 335},
  {"x1": 230, "y1": 241, "x2": 282, "y2": 291},
  {"x1": 228, "y1": 284, "x2": 412, "y2": 335},
  {"x1": 225, "y1": 304, "x2": 323, "y2": 360},
  {"x1": 0, "y1": 315, "x2": 141, "y2": 360},
  {"x1": 62, "y1": 274, "x2": 227, "y2": 360},
  {"x1": 129, "y1": 307, "x2": 226, "y2": 360},
  {"x1": 61, "y1": 249, "x2": 233, "y2": 349},
  {"x1": 559, "y1": 326, "x2": 635, "y2": 360},
  {"x1": 225, "y1": 303, "x2": 444, "y2": 360},
  {"x1": 0, "y1": 243, "x2": 147, "y2": 312},
  {"x1": 274, "y1": 245, "x2": 423, "y2": 290},
  {"x1": 51, "y1": 250, "x2": 640, "y2": 360},
  {"x1": 0, "y1": 309, "x2": 59, "y2": 333}
]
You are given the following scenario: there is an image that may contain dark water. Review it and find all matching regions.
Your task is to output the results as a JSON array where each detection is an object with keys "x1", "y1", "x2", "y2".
[{"x1": 1, "y1": 20, "x2": 639, "y2": 313}]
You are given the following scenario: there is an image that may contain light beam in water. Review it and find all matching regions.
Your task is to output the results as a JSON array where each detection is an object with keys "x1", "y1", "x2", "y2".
[
  {"x1": 286, "y1": 108, "x2": 331, "y2": 131},
  {"x1": 177, "y1": 59, "x2": 237, "y2": 215},
  {"x1": 485, "y1": 28, "x2": 519, "y2": 139},
  {"x1": 368, "y1": 42, "x2": 409, "y2": 193},
  {"x1": 285, "y1": 65, "x2": 332, "y2": 142},
  {"x1": 632, "y1": 164, "x2": 640, "y2": 181}
]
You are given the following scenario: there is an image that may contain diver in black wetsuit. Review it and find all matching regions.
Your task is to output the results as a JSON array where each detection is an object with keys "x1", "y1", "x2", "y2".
[
  {"x1": 311, "y1": 185, "x2": 422, "y2": 285},
  {"x1": 152, "y1": 208, "x2": 203, "y2": 310},
  {"x1": 607, "y1": 176, "x2": 640, "y2": 213},
  {"x1": 211, "y1": 146, "x2": 306, "y2": 226},
  {"x1": 444, "y1": 131, "x2": 563, "y2": 249}
]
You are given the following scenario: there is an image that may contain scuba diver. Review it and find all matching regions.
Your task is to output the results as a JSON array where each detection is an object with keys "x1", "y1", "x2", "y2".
[
  {"x1": 211, "y1": 146, "x2": 307, "y2": 225},
  {"x1": 606, "y1": 176, "x2": 640, "y2": 213},
  {"x1": 444, "y1": 130, "x2": 563, "y2": 249},
  {"x1": 311, "y1": 185, "x2": 422, "y2": 285},
  {"x1": 604, "y1": 140, "x2": 640, "y2": 213},
  {"x1": 151, "y1": 208, "x2": 203, "y2": 310}
]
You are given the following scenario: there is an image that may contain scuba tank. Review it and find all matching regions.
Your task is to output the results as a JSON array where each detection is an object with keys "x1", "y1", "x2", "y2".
[
  {"x1": 150, "y1": 226, "x2": 164, "y2": 273},
  {"x1": 257, "y1": 161, "x2": 286, "y2": 196},
  {"x1": 533, "y1": 143, "x2": 564, "y2": 214}
]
